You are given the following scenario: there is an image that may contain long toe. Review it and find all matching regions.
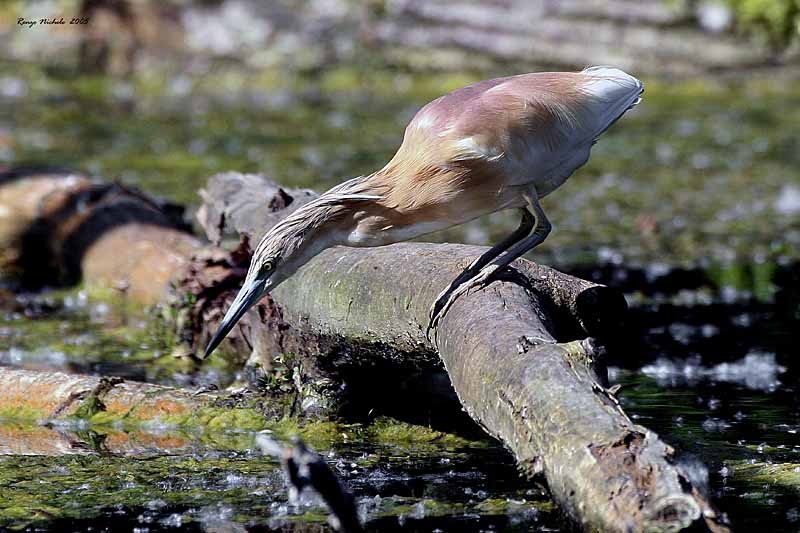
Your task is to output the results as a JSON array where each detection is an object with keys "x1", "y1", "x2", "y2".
[
  {"x1": 427, "y1": 287, "x2": 460, "y2": 336},
  {"x1": 427, "y1": 296, "x2": 448, "y2": 335},
  {"x1": 429, "y1": 277, "x2": 480, "y2": 331},
  {"x1": 428, "y1": 264, "x2": 503, "y2": 334},
  {"x1": 430, "y1": 283, "x2": 456, "y2": 320},
  {"x1": 433, "y1": 285, "x2": 469, "y2": 327}
]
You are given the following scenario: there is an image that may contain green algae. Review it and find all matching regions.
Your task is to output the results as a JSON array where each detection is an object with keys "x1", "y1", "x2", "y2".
[
  {"x1": 180, "y1": 407, "x2": 267, "y2": 432},
  {"x1": 0, "y1": 388, "x2": 483, "y2": 455},
  {"x1": 78, "y1": 403, "x2": 269, "y2": 435},
  {"x1": 476, "y1": 497, "x2": 555, "y2": 514},
  {"x1": 267, "y1": 415, "x2": 487, "y2": 452},
  {"x1": 367, "y1": 416, "x2": 484, "y2": 448},
  {"x1": 0, "y1": 453, "x2": 284, "y2": 528},
  {"x1": 0, "y1": 416, "x2": 553, "y2": 531},
  {"x1": 0, "y1": 395, "x2": 268, "y2": 439},
  {"x1": 726, "y1": 461, "x2": 800, "y2": 493},
  {"x1": 71, "y1": 377, "x2": 122, "y2": 419},
  {"x1": 0, "y1": 406, "x2": 49, "y2": 422}
]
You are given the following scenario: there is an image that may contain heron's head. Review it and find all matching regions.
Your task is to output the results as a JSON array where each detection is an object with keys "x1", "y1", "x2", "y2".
[{"x1": 203, "y1": 203, "x2": 348, "y2": 358}]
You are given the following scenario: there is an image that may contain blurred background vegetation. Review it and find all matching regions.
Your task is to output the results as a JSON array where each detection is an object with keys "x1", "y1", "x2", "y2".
[
  {"x1": 1, "y1": 0, "x2": 799, "y2": 378},
  {"x1": 1, "y1": 0, "x2": 798, "y2": 270},
  {"x1": 725, "y1": 0, "x2": 800, "y2": 49}
]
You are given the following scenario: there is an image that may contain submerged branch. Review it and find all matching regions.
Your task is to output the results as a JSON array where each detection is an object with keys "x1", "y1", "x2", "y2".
[{"x1": 257, "y1": 434, "x2": 362, "y2": 533}]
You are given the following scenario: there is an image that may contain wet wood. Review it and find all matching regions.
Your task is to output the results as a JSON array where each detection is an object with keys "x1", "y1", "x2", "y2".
[
  {"x1": 197, "y1": 172, "x2": 729, "y2": 532},
  {"x1": 0, "y1": 366, "x2": 264, "y2": 456},
  {"x1": 0, "y1": 367, "x2": 219, "y2": 425},
  {"x1": 0, "y1": 166, "x2": 200, "y2": 301}
]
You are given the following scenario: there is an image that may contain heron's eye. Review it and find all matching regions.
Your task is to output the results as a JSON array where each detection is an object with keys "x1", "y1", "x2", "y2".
[{"x1": 263, "y1": 259, "x2": 274, "y2": 271}]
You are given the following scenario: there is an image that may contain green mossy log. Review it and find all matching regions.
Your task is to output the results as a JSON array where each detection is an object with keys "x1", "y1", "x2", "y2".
[{"x1": 196, "y1": 172, "x2": 729, "y2": 532}]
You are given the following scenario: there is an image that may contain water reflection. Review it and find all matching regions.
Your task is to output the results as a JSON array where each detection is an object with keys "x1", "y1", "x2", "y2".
[
  {"x1": 0, "y1": 423, "x2": 560, "y2": 531},
  {"x1": 638, "y1": 352, "x2": 786, "y2": 391}
]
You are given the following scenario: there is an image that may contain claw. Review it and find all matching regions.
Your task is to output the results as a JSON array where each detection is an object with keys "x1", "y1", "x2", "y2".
[
  {"x1": 427, "y1": 265, "x2": 499, "y2": 336},
  {"x1": 428, "y1": 284, "x2": 454, "y2": 328},
  {"x1": 427, "y1": 293, "x2": 452, "y2": 336},
  {"x1": 427, "y1": 265, "x2": 481, "y2": 336}
]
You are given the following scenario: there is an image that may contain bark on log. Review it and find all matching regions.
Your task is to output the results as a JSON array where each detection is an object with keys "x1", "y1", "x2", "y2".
[{"x1": 0, "y1": 168, "x2": 729, "y2": 531}]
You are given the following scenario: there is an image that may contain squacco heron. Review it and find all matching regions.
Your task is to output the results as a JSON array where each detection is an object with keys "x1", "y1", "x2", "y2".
[{"x1": 204, "y1": 66, "x2": 643, "y2": 358}]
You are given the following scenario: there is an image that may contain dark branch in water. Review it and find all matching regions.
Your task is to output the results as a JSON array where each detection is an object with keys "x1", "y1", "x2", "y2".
[{"x1": 256, "y1": 434, "x2": 362, "y2": 533}]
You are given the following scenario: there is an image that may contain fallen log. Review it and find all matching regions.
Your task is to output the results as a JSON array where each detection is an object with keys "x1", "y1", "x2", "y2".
[
  {"x1": 0, "y1": 166, "x2": 200, "y2": 301},
  {"x1": 0, "y1": 366, "x2": 233, "y2": 456},
  {"x1": 0, "y1": 168, "x2": 729, "y2": 531},
  {"x1": 0, "y1": 366, "x2": 255, "y2": 431},
  {"x1": 195, "y1": 172, "x2": 729, "y2": 532}
]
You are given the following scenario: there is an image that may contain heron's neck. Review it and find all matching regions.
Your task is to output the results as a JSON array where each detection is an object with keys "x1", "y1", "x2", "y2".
[{"x1": 267, "y1": 194, "x2": 358, "y2": 257}]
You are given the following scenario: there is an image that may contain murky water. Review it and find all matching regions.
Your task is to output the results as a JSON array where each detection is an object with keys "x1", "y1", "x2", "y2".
[
  {"x1": 0, "y1": 424, "x2": 561, "y2": 532},
  {"x1": 604, "y1": 263, "x2": 799, "y2": 531},
  {"x1": 1, "y1": 55, "x2": 798, "y2": 530}
]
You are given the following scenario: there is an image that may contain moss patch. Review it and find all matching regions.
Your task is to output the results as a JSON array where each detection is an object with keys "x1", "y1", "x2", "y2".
[{"x1": 726, "y1": 461, "x2": 800, "y2": 493}]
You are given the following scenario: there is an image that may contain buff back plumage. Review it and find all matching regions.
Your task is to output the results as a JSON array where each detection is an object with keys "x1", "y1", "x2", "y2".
[{"x1": 366, "y1": 66, "x2": 643, "y2": 224}]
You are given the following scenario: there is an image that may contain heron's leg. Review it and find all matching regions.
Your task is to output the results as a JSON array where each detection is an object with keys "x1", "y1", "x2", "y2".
[
  {"x1": 462, "y1": 208, "x2": 536, "y2": 273},
  {"x1": 428, "y1": 194, "x2": 551, "y2": 332},
  {"x1": 478, "y1": 195, "x2": 552, "y2": 277},
  {"x1": 428, "y1": 207, "x2": 534, "y2": 320}
]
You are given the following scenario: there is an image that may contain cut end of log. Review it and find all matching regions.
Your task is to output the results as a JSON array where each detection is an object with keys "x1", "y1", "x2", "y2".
[
  {"x1": 586, "y1": 430, "x2": 729, "y2": 532},
  {"x1": 644, "y1": 495, "x2": 702, "y2": 531},
  {"x1": 574, "y1": 285, "x2": 628, "y2": 339}
]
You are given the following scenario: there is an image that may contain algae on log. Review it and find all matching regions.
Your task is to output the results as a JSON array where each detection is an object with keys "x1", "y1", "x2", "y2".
[
  {"x1": 196, "y1": 172, "x2": 729, "y2": 532},
  {"x1": 0, "y1": 366, "x2": 263, "y2": 429},
  {"x1": 0, "y1": 366, "x2": 275, "y2": 456}
]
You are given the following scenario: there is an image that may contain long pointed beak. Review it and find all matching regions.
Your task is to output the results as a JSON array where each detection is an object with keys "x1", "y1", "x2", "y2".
[{"x1": 203, "y1": 277, "x2": 266, "y2": 359}]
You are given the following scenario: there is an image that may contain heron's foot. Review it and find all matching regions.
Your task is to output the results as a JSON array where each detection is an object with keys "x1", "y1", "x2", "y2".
[
  {"x1": 426, "y1": 263, "x2": 484, "y2": 334},
  {"x1": 428, "y1": 265, "x2": 500, "y2": 334},
  {"x1": 431, "y1": 262, "x2": 483, "y2": 308}
]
